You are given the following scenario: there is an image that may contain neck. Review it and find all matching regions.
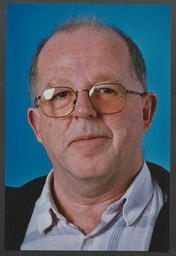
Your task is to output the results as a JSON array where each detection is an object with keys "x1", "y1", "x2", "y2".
[
  {"x1": 52, "y1": 173, "x2": 127, "y2": 235},
  {"x1": 52, "y1": 156, "x2": 144, "y2": 201},
  {"x1": 51, "y1": 159, "x2": 144, "y2": 234}
]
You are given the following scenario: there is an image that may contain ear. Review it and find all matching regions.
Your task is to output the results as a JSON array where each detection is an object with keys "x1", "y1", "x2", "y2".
[
  {"x1": 142, "y1": 93, "x2": 158, "y2": 133},
  {"x1": 27, "y1": 108, "x2": 43, "y2": 143}
]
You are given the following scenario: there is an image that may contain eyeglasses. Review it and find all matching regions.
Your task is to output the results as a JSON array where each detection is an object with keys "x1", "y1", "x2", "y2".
[{"x1": 34, "y1": 82, "x2": 146, "y2": 118}]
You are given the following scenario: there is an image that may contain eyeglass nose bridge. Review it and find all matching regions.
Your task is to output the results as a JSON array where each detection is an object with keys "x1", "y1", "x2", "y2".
[
  {"x1": 76, "y1": 89, "x2": 90, "y2": 94},
  {"x1": 73, "y1": 89, "x2": 90, "y2": 104}
]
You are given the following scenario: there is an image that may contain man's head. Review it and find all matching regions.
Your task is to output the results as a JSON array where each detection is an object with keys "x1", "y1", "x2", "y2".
[{"x1": 28, "y1": 15, "x2": 157, "y2": 186}]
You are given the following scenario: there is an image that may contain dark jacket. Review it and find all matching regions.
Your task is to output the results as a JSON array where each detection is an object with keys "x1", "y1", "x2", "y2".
[{"x1": 5, "y1": 162, "x2": 169, "y2": 251}]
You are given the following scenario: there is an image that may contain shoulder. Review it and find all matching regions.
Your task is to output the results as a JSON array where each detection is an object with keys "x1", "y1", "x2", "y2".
[
  {"x1": 6, "y1": 175, "x2": 47, "y2": 223},
  {"x1": 146, "y1": 161, "x2": 169, "y2": 195},
  {"x1": 5, "y1": 175, "x2": 47, "y2": 216},
  {"x1": 6, "y1": 175, "x2": 47, "y2": 201},
  {"x1": 5, "y1": 175, "x2": 47, "y2": 250},
  {"x1": 146, "y1": 162, "x2": 169, "y2": 252},
  {"x1": 6, "y1": 174, "x2": 47, "y2": 216}
]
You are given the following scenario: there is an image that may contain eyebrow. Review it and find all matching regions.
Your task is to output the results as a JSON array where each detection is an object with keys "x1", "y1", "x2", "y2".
[
  {"x1": 91, "y1": 74, "x2": 123, "y2": 85},
  {"x1": 46, "y1": 78, "x2": 74, "y2": 88},
  {"x1": 46, "y1": 74, "x2": 123, "y2": 88}
]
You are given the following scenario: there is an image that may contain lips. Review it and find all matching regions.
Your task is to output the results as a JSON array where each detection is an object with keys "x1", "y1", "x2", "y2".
[{"x1": 70, "y1": 134, "x2": 108, "y2": 145}]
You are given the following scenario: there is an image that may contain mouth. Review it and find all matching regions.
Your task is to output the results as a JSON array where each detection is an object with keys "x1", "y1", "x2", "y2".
[{"x1": 70, "y1": 134, "x2": 108, "y2": 146}]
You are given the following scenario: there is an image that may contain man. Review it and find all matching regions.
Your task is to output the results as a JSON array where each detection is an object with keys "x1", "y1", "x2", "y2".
[{"x1": 5, "y1": 15, "x2": 169, "y2": 251}]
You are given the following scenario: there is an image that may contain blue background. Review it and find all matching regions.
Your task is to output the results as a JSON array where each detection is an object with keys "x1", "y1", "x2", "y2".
[{"x1": 6, "y1": 3, "x2": 171, "y2": 187}]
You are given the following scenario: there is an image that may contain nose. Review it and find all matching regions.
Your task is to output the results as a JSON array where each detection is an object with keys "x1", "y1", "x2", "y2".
[{"x1": 72, "y1": 90, "x2": 97, "y2": 118}]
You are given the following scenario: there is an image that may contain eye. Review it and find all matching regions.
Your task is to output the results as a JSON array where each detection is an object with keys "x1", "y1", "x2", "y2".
[
  {"x1": 53, "y1": 90, "x2": 71, "y2": 99},
  {"x1": 56, "y1": 91, "x2": 69, "y2": 98},
  {"x1": 97, "y1": 87, "x2": 118, "y2": 96},
  {"x1": 100, "y1": 87, "x2": 117, "y2": 94}
]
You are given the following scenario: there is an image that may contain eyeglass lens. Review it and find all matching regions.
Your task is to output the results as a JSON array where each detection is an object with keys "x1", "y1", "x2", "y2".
[{"x1": 39, "y1": 84, "x2": 127, "y2": 118}]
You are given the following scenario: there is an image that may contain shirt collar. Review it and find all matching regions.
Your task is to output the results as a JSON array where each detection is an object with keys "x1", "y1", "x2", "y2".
[
  {"x1": 35, "y1": 161, "x2": 154, "y2": 233},
  {"x1": 35, "y1": 170, "x2": 60, "y2": 233},
  {"x1": 122, "y1": 161, "x2": 154, "y2": 226}
]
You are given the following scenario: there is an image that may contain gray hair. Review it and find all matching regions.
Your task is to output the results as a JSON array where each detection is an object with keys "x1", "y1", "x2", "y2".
[{"x1": 29, "y1": 15, "x2": 147, "y2": 104}]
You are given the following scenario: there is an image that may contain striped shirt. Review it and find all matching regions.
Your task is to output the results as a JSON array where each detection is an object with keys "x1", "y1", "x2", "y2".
[{"x1": 21, "y1": 162, "x2": 164, "y2": 251}]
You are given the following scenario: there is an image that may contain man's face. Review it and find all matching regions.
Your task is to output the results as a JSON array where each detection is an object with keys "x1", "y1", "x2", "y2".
[{"x1": 28, "y1": 27, "x2": 156, "y2": 182}]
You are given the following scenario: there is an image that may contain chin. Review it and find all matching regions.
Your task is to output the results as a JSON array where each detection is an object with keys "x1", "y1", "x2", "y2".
[{"x1": 67, "y1": 162, "x2": 110, "y2": 181}]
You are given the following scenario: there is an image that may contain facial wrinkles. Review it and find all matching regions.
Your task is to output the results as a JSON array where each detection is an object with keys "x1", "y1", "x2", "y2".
[{"x1": 41, "y1": 58, "x2": 133, "y2": 94}]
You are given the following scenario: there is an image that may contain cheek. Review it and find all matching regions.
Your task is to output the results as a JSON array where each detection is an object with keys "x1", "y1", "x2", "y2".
[
  {"x1": 104, "y1": 115, "x2": 129, "y2": 150},
  {"x1": 39, "y1": 117, "x2": 71, "y2": 150},
  {"x1": 103, "y1": 107, "x2": 144, "y2": 150}
]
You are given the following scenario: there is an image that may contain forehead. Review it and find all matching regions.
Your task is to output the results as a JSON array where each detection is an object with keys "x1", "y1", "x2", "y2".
[
  {"x1": 41, "y1": 26, "x2": 128, "y2": 53},
  {"x1": 39, "y1": 26, "x2": 130, "y2": 62},
  {"x1": 37, "y1": 27, "x2": 132, "y2": 88}
]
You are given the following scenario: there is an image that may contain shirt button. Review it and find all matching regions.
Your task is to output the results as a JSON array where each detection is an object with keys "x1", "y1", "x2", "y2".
[{"x1": 85, "y1": 237, "x2": 93, "y2": 245}]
